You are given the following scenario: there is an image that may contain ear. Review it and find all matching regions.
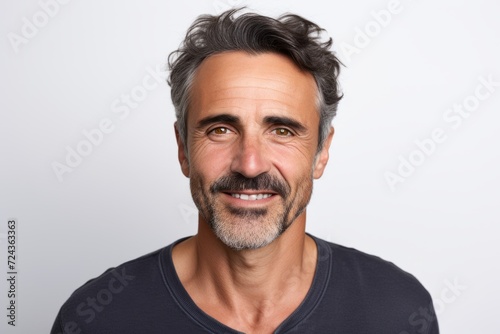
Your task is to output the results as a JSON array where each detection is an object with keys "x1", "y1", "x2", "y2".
[
  {"x1": 174, "y1": 122, "x2": 190, "y2": 178},
  {"x1": 313, "y1": 126, "x2": 334, "y2": 179}
]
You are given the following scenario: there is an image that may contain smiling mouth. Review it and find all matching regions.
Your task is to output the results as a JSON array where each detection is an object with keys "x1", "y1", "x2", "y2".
[{"x1": 230, "y1": 193, "x2": 274, "y2": 201}]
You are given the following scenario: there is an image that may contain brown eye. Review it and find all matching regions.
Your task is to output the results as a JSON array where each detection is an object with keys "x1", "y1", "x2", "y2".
[
  {"x1": 210, "y1": 127, "x2": 231, "y2": 135},
  {"x1": 274, "y1": 128, "x2": 292, "y2": 136}
]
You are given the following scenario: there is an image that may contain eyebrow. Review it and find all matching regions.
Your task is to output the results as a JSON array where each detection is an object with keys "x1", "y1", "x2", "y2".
[
  {"x1": 263, "y1": 116, "x2": 307, "y2": 132},
  {"x1": 196, "y1": 114, "x2": 241, "y2": 129},
  {"x1": 195, "y1": 113, "x2": 307, "y2": 133}
]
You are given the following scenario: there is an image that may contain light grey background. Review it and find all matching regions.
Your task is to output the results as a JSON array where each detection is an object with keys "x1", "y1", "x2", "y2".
[{"x1": 1, "y1": 0, "x2": 499, "y2": 333}]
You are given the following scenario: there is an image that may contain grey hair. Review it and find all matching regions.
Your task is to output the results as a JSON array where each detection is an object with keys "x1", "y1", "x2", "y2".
[{"x1": 168, "y1": 9, "x2": 343, "y2": 151}]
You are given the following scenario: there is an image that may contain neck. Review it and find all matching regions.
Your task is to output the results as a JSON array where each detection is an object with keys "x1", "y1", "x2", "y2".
[{"x1": 171, "y1": 212, "x2": 317, "y2": 331}]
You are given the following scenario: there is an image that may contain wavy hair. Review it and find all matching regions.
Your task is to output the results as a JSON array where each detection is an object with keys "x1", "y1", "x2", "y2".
[{"x1": 168, "y1": 9, "x2": 343, "y2": 151}]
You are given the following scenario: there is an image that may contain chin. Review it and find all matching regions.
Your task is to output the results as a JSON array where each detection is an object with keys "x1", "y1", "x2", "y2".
[{"x1": 209, "y1": 212, "x2": 288, "y2": 251}]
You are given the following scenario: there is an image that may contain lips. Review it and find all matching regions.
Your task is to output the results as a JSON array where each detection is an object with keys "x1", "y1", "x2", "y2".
[
  {"x1": 230, "y1": 193, "x2": 274, "y2": 200},
  {"x1": 210, "y1": 173, "x2": 291, "y2": 199}
]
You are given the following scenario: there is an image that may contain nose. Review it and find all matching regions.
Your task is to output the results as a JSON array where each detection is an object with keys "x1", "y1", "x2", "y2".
[{"x1": 230, "y1": 134, "x2": 271, "y2": 179}]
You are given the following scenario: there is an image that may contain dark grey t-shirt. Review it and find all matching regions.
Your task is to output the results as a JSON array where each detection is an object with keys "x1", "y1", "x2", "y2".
[{"x1": 51, "y1": 235, "x2": 439, "y2": 333}]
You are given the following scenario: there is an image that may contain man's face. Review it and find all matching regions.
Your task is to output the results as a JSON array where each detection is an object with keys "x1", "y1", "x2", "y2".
[{"x1": 176, "y1": 51, "x2": 332, "y2": 250}]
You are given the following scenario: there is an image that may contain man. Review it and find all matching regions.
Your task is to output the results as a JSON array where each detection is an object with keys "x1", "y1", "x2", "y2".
[{"x1": 51, "y1": 9, "x2": 439, "y2": 334}]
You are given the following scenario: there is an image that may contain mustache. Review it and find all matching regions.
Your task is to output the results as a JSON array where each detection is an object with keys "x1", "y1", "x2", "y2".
[{"x1": 210, "y1": 173, "x2": 290, "y2": 198}]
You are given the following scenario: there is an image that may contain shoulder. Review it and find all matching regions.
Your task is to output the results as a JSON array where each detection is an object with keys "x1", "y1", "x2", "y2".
[
  {"x1": 317, "y1": 237, "x2": 429, "y2": 294},
  {"x1": 68, "y1": 247, "x2": 163, "y2": 300},
  {"x1": 51, "y1": 247, "x2": 168, "y2": 333},
  {"x1": 314, "y1": 237, "x2": 437, "y2": 332}
]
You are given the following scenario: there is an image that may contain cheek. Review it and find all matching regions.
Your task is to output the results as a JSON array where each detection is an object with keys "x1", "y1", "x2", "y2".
[
  {"x1": 189, "y1": 141, "x2": 233, "y2": 180},
  {"x1": 275, "y1": 160, "x2": 313, "y2": 185},
  {"x1": 269, "y1": 142, "x2": 317, "y2": 177}
]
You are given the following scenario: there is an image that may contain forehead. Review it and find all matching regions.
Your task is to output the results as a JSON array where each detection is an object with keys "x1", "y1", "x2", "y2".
[{"x1": 189, "y1": 51, "x2": 319, "y2": 123}]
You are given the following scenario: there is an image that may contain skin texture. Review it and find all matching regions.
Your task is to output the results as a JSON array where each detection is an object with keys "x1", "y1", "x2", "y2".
[{"x1": 172, "y1": 51, "x2": 334, "y2": 333}]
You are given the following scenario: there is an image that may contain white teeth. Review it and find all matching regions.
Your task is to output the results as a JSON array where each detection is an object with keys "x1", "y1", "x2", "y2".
[{"x1": 231, "y1": 193, "x2": 272, "y2": 200}]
